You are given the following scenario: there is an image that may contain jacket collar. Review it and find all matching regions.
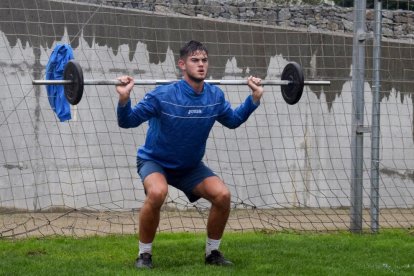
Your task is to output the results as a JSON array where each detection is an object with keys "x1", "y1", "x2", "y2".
[{"x1": 180, "y1": 79, "x2": 206, "y2": 97}]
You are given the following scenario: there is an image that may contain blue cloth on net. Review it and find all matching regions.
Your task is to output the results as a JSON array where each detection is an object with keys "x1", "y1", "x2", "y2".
[{"x1": 45, "y1": 44, "x2": 73, "y2": 122}]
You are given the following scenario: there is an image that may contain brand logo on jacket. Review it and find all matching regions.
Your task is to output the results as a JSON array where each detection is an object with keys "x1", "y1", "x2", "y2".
[{"x1": 188, "y1": 109, "x2": 202, "y2": 115}]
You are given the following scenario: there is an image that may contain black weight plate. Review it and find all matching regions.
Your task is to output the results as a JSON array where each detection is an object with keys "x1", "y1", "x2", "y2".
[
  {"x1": 281, "y1": 62, "x2": 304, "y2": 105},
  {"x1": 63, "y1": 60, "x2": 84, "y2": 105}
]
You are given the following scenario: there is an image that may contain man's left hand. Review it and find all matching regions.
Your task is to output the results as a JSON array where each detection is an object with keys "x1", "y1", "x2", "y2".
[{"x1": 247, "y1": 76, "x2": 264, "y2": 104}]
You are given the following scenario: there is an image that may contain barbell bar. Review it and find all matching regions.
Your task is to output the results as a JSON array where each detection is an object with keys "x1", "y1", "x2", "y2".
[
  {"x1": 32, "y1": 60, "x2": 331, "y2": 106},
  {"x1": 32, "y1": 79, "x2": 330, "y2": 86}
]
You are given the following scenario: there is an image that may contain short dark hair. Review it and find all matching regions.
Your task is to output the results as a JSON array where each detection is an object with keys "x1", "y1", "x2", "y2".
[{"x1": 179, "y1": 40, "x2": 208, "y2": 59}]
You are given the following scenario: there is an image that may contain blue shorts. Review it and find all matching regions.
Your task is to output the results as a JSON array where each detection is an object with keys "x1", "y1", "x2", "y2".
[{"x1": 137, "y1": 157, "x2": 216, "y2": 203}]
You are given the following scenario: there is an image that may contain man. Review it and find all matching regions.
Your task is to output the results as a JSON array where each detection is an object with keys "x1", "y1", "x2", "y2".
[{"x1": 116, "y1": 40, "x2": 264, "y2": 269}]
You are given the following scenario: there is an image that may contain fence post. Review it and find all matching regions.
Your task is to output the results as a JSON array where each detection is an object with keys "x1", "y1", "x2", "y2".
[
  {"x1": 350, "y1": 0, "x2": 367, "y2": 233},
  {"x1": 370, "y1": 0, "x2": 382, "y2": 233}
]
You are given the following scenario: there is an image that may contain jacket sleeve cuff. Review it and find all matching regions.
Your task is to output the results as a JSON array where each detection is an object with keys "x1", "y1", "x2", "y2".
[
  {"x1": 249, "y1": 95, "x2": 260, "y2": 107},
  {"x1": 118, "y1": 99, "x2": 131, "y2": 109}
]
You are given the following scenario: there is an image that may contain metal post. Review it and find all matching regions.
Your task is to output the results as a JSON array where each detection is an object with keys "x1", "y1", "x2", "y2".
[
  {"x1": 370, "y1": 0, "x2": 382, "y2": 233},
  {"x1": 350, "y1": 0, "x2": 367, "y2": 233}
]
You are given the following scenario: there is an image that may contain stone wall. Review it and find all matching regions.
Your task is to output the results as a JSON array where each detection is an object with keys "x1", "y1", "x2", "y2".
[{"x1": 73, "y1": 0, "x2": 414, "y2": 41}]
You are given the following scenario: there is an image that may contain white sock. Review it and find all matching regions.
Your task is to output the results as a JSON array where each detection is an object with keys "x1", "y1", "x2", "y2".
[
  {"x1": 206, "y1": 238, "x2": 221, "y2": 256},
  {"x1": 139, "y1": 241, "x2": 152, "y2": 255}
]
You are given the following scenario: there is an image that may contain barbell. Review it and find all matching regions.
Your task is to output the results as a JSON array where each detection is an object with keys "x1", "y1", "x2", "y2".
[{"x1": 32, "y1": 60, "x2": 330, "y2": 105}]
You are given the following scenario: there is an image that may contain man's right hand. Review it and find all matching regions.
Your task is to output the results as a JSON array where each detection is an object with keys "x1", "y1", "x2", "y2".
[{"x1": 116, "y1": 76, "x2": 134, "y2": 106}]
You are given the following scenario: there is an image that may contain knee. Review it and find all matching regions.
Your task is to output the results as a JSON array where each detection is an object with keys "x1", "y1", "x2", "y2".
[
  {"x1": 146, "y1": 187, "x2": 167, "y2": 209},
  {"x1": 212, "y1": 188, "x2": 231, "y2": 209}
]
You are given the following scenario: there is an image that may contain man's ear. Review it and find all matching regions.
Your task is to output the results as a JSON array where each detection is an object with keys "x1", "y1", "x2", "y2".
[{"x1": 178, "y1": 58, "x2": 185, "y2": 70}]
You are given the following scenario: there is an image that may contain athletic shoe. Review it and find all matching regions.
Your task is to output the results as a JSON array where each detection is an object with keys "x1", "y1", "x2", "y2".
[
  {"x1": 135, "y1": 252, "x2": 153, "y2": 269},
  {"x1": 205, "y1": 250, "x2": 234, "y2": 266}
]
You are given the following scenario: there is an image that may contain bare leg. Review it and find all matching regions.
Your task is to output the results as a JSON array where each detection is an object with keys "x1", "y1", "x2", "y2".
[
  {"x1": 139, "y1": 172, "x2": 168, "y2": 243},
  {"x1": 193, "y1": 176, "x2": 231, "y2": 239}
]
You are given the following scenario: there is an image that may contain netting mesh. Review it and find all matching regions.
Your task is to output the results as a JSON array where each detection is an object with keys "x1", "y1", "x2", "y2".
[{"x1": 0, "y1": 0, "x2": 413, "y2": 238}]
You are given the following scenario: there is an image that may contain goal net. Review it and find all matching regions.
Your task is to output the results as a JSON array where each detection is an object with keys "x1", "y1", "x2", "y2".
[{"x1": 1, "y1": 0, "x2": 413, "y2": 237}]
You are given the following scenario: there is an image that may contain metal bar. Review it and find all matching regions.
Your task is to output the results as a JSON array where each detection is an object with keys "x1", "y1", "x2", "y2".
[
  {"x1": 370, "y1": 0, "x2": 382, "y2": 234},
  {"x1": 32, "y1": 80, "x2": 73, "y2": 85},
  {"x1": 350, "y1": 0, "x2": 367, "y2": 233},
  {"x1": 304, "y1": 81, "x2": 330, "y2": 85},
  {"x1": 32, "y1": 79, "x2": 331, "y2": 86}
]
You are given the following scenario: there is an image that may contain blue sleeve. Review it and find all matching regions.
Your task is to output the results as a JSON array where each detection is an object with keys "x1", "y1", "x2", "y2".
[
  {"x1": 117, "y1": 93, "x2": 159, "y2": 128},
  {"x1": 216, "y1": 95, "x2": 259, "y2": 129},
  {"x1": 46, "y1": 44, "x2": 73, "y2": 122}
]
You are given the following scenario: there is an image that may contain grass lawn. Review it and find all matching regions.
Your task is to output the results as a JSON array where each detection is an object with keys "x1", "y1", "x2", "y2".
[{"x1": 1, "y1": 229, "x2": 413, "y2": 275}]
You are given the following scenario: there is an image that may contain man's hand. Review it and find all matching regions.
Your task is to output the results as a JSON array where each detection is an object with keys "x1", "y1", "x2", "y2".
[
  {"x1": 116, "y1": 76, "x2": 134, "y2": 106},
  {"x1": 247, "y1": 76, "x2": 264, "y2": 104}
]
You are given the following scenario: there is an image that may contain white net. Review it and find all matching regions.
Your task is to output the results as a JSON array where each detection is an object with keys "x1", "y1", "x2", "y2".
[{"x1": 0, "y1": 0, "x2": 413, "y2": 237}]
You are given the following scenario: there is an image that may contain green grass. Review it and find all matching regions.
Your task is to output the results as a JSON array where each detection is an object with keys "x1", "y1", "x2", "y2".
[{"x1": 1, "y1": 230, "x2": 413, "y2": 275}]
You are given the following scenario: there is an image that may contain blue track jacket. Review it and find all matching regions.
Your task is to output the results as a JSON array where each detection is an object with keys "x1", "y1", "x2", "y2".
[{"x1": 117, "y1": 80, "x2": 259, "y2": 169}]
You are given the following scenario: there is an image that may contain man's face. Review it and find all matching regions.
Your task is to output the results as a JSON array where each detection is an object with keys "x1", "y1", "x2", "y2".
[{"x1": 179, "y1": 50, "x2": 208, "y2": 82}]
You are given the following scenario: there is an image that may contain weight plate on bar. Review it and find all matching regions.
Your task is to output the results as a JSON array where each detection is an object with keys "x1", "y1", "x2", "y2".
[
  {"x1": 63, "y1": 60, "x2": 84, "y2": 105},
  {"x1": 281, "y1": 62, "x2": 304, "y2": 105}
]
